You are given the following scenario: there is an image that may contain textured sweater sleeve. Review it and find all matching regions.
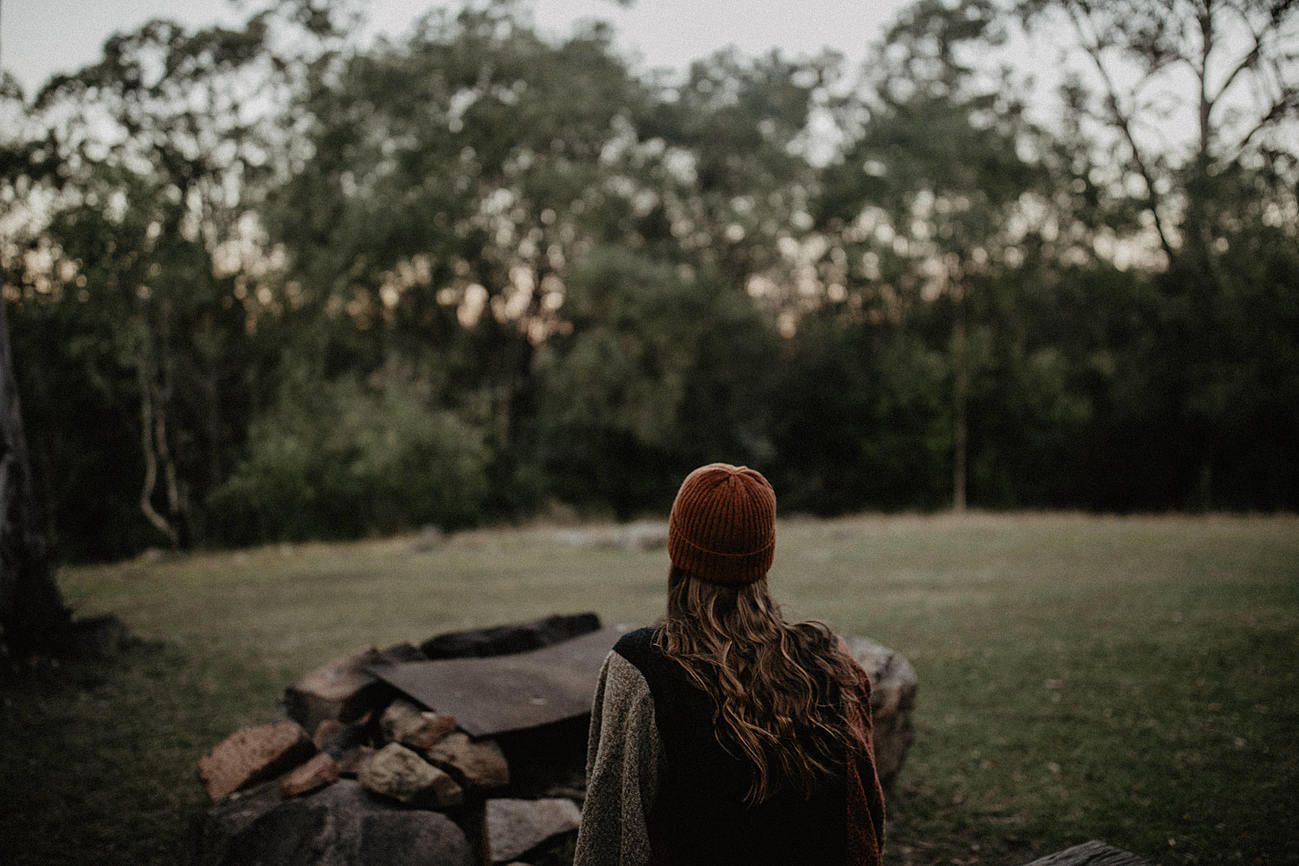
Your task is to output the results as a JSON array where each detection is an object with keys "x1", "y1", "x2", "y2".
[{"x1": 574, "y1": 650, "x2": 662, "y2": 866}]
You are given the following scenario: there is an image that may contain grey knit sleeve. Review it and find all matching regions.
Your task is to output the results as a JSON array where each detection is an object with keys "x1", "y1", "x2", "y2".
[{"x1": 573, "y1": 650, "x2": 661, "y2": 866}]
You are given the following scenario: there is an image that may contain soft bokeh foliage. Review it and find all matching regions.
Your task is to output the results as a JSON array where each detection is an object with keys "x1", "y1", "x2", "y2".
[{"x1": 1, "y1": 0, "x2": 1296, "y2": 560}]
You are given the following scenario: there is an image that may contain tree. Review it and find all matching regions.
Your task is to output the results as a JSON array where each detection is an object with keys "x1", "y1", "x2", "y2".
[
  {"x1": 1021, "y1": 0, "x2": 1298, "y2": 262},
  {"x1": 269, "y1": 2, "x2": 654, "y2": 471},
  {"x1": 0, "y1": 70, "x2": 69, "y2": 653},
  {"x1": 0, "y1": 294, "x2": 69, "y2": 657},
  {"x1": 637, "y1": 47, "x2": 840, "y2": 297},
  {"x1": 16, "y1": 16, "x2": 279, "y2": 548},
  {"x1": 822, "y1": 0, "x2": 1041, "y2": 510},
  {"x1": 7, "y1": 4, "x2": 343, "y2": 552},
  {"x1": 1021, "y1": 0, "x2": 1299, "y2": 507},
  {"x1": 535, "y1": 246, "x2": 782, "y2": 515}
]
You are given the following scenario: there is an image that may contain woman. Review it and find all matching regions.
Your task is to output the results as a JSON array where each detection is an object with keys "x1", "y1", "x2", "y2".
[{"x1": 575, "y1": 463, "x2": 885, "y2": 865}]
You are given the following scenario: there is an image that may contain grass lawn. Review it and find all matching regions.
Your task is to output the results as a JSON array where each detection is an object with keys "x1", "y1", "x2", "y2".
[{"x1": 2, "y1": 512, "x2": 1296, "y2": 865}]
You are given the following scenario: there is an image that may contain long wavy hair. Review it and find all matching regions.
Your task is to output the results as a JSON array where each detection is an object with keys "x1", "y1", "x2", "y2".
[{"x1": 655, "y1": 566, "x2": 867, "y2": 805}]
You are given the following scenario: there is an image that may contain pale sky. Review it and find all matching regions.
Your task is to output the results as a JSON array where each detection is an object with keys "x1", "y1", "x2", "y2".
[
  {"x1": 1, "y1": 0, "x2": 918, "y2": 96},
  {"x1": 2, "y1": 0, "x2": 1244, "y2": 163}
]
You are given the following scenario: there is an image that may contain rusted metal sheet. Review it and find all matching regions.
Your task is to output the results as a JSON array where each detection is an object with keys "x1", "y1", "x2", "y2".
[{"x1": 368, "y1": 625, "x2": 631, "y2": 737}]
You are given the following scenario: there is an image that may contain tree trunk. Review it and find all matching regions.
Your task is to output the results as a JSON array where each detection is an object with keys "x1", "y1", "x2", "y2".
[
  {"x1": 950, "y1": 258, "x2": 969, "y2": 513},
  {"x1": 952, "y1": 315, "x2": 968, "y2": 514},
  {"x1": 0, "y1": 299, "x2": 70, "y2": 657},
  {"x1": 135, "y1": 302, "x2": 190, "y2": 549},
  {"x1": 138, "y1": 362, "x2": 180, "y2": 548}
]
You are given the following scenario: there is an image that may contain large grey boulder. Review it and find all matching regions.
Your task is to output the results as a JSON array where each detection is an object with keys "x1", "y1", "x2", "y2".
[
  {"x1": 843, "y1": 636, "x2": 918, "y2": 788},
  {"x1": 485, "y1": 798, "x2": 582, "y2": 864},
  {"x1": 188, "y1": 780, "x2": 473, "y2": 866}
]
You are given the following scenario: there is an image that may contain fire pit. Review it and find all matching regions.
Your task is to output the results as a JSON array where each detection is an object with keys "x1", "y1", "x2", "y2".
[{"x1": 188, "y1": 613, "x2": 916, "y2": 865}]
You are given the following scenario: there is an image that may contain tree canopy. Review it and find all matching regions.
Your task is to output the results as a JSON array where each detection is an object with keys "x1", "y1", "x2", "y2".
[{"x1": 2, "y1": 0, "x2": 1296, "y2": 563}]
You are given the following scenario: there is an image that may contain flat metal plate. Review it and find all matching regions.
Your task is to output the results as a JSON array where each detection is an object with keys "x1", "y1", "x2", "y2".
[{"x1": 367, "y1": 625, "x2": 632, "y2": 737}]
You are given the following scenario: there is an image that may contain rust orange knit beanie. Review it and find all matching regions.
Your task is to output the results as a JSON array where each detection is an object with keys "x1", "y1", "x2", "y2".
[{"x1": 667, "y1": 463, "x2": 776, "y2": 586}]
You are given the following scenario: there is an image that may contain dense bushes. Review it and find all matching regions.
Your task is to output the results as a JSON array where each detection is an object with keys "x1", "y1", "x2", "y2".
[{"x1": 207, "y1": 376, "x2": 491, "y2": 544}]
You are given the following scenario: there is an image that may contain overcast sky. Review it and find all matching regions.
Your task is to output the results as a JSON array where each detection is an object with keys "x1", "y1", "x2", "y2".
[
  {"x1": 4, "y1": 0, "x2": 1240, "y2": 163},
  {"x1": 2, "y1": 0, "x2": 922, "y2": 96}
]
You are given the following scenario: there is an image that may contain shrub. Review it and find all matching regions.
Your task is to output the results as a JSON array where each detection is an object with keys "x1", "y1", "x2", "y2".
[{"x1": 208, "y1": 376, "x2": 490, "y2": 543}]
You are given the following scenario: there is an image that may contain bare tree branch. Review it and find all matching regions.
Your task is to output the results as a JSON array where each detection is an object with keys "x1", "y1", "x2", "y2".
[{"x1": 1063, "y1": 0, "x2": 1179, "y2": 262}]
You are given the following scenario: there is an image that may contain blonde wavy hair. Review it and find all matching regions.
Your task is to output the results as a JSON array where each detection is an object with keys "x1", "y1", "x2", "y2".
[{"x1": 655, "y1": 566, "x2": 866, "y2": 805}]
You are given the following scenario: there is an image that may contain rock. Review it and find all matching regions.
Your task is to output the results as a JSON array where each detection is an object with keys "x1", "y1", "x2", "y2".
[
  {"x1": 381, "y1": 697, "x2": 457, "y2": 750},
  {"x1": 187, "y1": 779, "x2": 285, "y2": 865},
  {"x1": 281, "y1": 752, "x2": 340, "y2": 797},
  {"x1": 484, "y1": 798, "x2": 582, "y2": 864},
  {"x1": 283, "y1": 646, "x2": 389, "y2": 733},
  {"x1": 198, "y1": 721, "x2": 317, "y2": 801},
  {"x1": 188, "y1": 779, "x2": 474, "y2": 866},
  {"x1": 355, "y1": 806, "x2": 472, "y2": 865},
  {"x1": 358, "y1": 743, "x2": 463, "y2": 808},
  {"x1": 419, "y1": 613, "x2": 601, "y2": 660},
  {"x1": 375, "y1": 641, "x2": 428, "y2": 665},
  {"x1": 426, "y1": 732, "x2": 510, "y2": 791},
  {"x1": 312, "y1": 719, "x2": 345, "y2": 749},
  {"x1": 337, "y1": 745, "x2": 375, "y2": 777},
  {"x1": 372, "y1": 626, "x2": 625, "y2": 738},
  {"x1": 282, "y1": 642, "x2": 425, "y2": 733},
  {"x1": 843, "y1": 636, "x2": 918, "y2": 788},
  {"x1": 312, "y1": 718, "x2": 370, "y2": 758}
]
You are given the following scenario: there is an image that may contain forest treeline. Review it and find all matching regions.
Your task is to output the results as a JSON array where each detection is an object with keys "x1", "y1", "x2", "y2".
[{"x1": 2, "y1": 0, "x2": 1296, "y2": 562}]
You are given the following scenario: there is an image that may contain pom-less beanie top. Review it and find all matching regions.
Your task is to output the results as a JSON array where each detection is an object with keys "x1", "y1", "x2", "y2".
[{"x1": 667, "y1": 463, "x2": 776, "y2": 586}]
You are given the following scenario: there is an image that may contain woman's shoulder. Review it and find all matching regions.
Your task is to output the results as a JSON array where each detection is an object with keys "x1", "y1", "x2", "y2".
[{"x1": 611, "y1": 625, "x2": 660, "y2": 663}]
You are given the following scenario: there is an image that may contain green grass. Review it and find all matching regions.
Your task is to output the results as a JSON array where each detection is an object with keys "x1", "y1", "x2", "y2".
[{"x1": 2, "y1": 513, "x2": 1296, "y2": 865}]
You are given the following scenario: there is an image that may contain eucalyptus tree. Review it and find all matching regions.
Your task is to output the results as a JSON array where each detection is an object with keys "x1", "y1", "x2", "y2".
[
  {"x1": 636, "y1": 48, "x2": 841, "y2": 311},
  {"x1": 4, "y1": 3, "x2": 342, "y2": 552},
  {"x1": 268, "y1": 1, "x2": 656, "y2": 469},
  {"x1": 543, "y1": 48, "x2": 838, "y2": 505},
  {"x1": 0, "y1": 225, "x2": 69, "y2": 655},
  {"x1": 1021, "y1": 0, "x2": 1299, "y2": 507},
  {"x1": 820, "y1": 0, "x2": 1043, "y2": 510},
  {"x1": 0, "y1": 59, "x2": 68, "y2": 649},
  {"x1": 1021, "y1": 0, "x2": 1298, "y2": 263}
]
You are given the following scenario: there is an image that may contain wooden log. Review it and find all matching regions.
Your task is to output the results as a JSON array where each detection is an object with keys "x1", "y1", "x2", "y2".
[{"x1": 1021, "y1": 840, "x2": 1157, "y2": 866}]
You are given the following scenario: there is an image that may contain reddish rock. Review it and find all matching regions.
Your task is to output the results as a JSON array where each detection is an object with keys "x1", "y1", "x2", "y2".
[
  {"x1": 426, "y1": 732, "x2": 510, "y2": 791},
  {"x1": 281, "y1": 752, "x2": 340, "y2": 797},
  {"x1": 199, "y1": 721, "x2": 316, "y2": 801},
  {"x1": 381, "y1": 698, "x2": 457, "y2": 750}
]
